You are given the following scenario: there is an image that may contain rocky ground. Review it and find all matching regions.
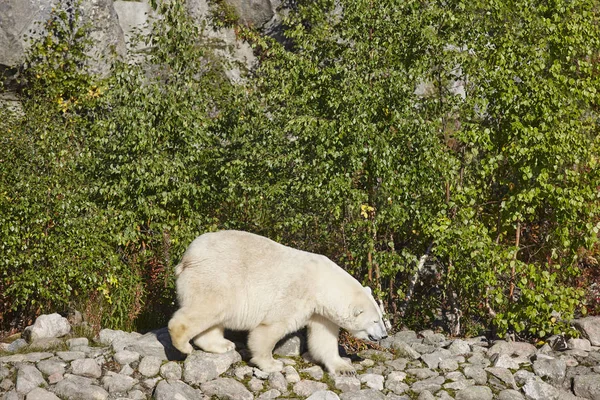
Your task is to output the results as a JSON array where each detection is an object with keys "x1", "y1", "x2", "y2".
[{"x1": 1, "y1": 314, "x2": 600, "y2": 400}]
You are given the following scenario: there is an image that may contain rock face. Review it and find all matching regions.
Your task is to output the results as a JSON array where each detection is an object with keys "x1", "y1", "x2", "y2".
[
  {"x1": 0, "y1": 0, "x2": 124, "y2": 75},
  {"x1": 2, "y1": 315, "x2": 600, "y2": 399}
]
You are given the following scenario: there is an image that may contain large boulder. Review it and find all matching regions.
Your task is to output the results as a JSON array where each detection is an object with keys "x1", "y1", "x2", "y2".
[
  {"x1": 22, "y1": 313, "x2": 70, "y2": 343},
  {"x1": 0, "y1": 0, "x2": 124, "y2": 75},
  {"x1": 573, "y1": 317, "x2": 600, "y2": 346}
]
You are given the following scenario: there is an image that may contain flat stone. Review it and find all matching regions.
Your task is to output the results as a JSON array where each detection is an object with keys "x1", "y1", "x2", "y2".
[
  {"x1": 417, "y1": 391, "x2": 436, "y2": 400},
  {"x1": 463, "y1": 365, "x2": 487, "y2": 385},
  {"x1": 522, "y1": 376, "x2": 560, "y2": 400},
  {"x1": 16, "y1": 365, "x2": 47, "y2": 394},
  {"x1": 36, "y1": 360, "x2": 66, "y2": 376},
  {"x1": 24, "y1": 387, "x2": 61, "y2": 400},
  {"x1": 47, "y1": 372, "x2": 63, "y2": 385},
  {"x1": 338, "y1": 389, "x2": 386, "y2": 400},
  {"x1": 6, "y1": 339, "x2": 28, "y2": 353},
  {"x1": 268, "y1": 371, "x2": 288, "y2": 392},
  {"x1": 138, "y1": 355, "x2": 161, "y2": 377},
  {"x1": 113, "y1": 350, "x2": 140, "y2": 365},
  {"x1": 293, "y1": 380, "x2": 329, "y2": 397},
  {"x1": 182, "y1": 350, "x2": 241, "y2": 384},
  {"x1": 123, "y1": 327, "x2": 184, "y2": 361},
  {"x1": 533, "y1": 357, "x2": 566, "y2": 384},
  {"x1": 498, "y1": 389, "x2": 525, "y2": 400},
  {"x1": 359, "y1": 373, "x2": 384, "y2": 390},
  {"x1": 410, "y1": 375, "x2": 445, "y2": 393},
  {"x1": 101, "y1": 373, "x2": 136, "y2": 393},
  {"x1": 53, "y1": 374, "x2": 109, "y2": 400},
  {"x1": 573, "y1": 374, "x2": 600, "y2": 400},
  {"x1": 56, "y1": 351, "x2": 86, "y2": 362},
  {"x1": 159, "y1": 361, "x2": 182, "y2": 380},
  {"x1": 385, "y1": 358, "x2": 408, "y2": 371},
  {"x1": 307, "y1": 391, "x2": 341, "y2": 400},
  {"x1": 443, "y1": 378, "x2": 475, "y2": 391},
  {"x1": 153, "y1": 379, "x2": 203, "y2": 400},
  {"x1": 455, "y1": 385, "x2": 493, "y2": 400},
  {"x1": 420, "y1": 349, "x2": 452, "y2": 369},
  {"x1": 71, "y1": 358, "x2": 102, "y2": 378},
  {"x1": 248, "y1": 377, "x2": 264, "y2": 392},
  {"x1": 485, "y1": 367, "x2": 517, "y2": 389},
  {"x1": 493, "y1": 353, "x2": 522, "y2": 369},
  {"x1": 568, "y1": 338, "x2": 592, "y2": 352},
  {"x1": 201, "y1": 377, "x2": 253, "y2": 400},
  {"x1": 334, "y1": 375, "x2": 361, "y2": 392},
  {"x1": 385, "y1": 371, "x2": 409, "y2": 394},
  {"x1": 301, "y1": 366, "x2": 324, "y2": 380},
  {"x1": 283, "y1": 365, "x2": 300, "y2": 383},
  {"x1": 488, "y1": 341, "x2": 536, "y2": 358},
  {"x1": 406, "y1": 368, "x2": 438, "y2": 380},
  {"x1": 439, "y1": 358, "x2": 459, "y2": 372},
  {"x1": 573, "y1": 317, "x2": 600, "y2": 346},
  {"x1": 392, "y1": 341, "x2": 421, "y2": 360},
  {"x1": 258, "y1": 389, "x2": 281, "y2": 399},
  {"x1": 448, "y1": 339, "x2": 471, "y2": 355},
  {"x1": 66, "y1": 338, "x2": 89, "y2": 348},
  {"x1": 28, "y1": 338, "x2": 64, "y2": 352}
]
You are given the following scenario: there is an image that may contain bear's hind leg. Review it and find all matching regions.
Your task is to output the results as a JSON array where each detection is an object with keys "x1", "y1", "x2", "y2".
[
  {"x1": 248, "y1": 323, "x2": 287, "y2": 372},
  {"x1": 307, "y1": 315, "x2": 355, "y2": 375},
  {"x1": 192, "y1": 325, "x2": 235, "y2": 353},
  {"x1": 168, "y1": 308, "x2": 220, "y2": 355}
]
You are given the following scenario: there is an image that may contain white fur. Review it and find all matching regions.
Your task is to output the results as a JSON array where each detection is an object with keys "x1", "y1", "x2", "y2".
[{"x1": 168, "y1": 230, "x2": 387, "y2": 374}]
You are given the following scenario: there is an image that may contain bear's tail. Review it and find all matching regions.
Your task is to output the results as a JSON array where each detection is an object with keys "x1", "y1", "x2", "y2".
[{"x1": 174, "y1": 262, "x2": 184, "y2": 276}]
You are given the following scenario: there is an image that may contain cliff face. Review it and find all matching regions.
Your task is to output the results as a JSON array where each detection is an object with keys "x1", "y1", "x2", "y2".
[{"x1": 0, "y1": 0, "x2": 276, "y2": 78}]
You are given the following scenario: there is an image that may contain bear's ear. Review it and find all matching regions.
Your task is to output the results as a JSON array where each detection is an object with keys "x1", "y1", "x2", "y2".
[
  {"x1": 363, "y1": 286, "x2": 372, "y2": 295},
  {"x1": 354, "y1": 308, "x2": 364, "y2": 317}
]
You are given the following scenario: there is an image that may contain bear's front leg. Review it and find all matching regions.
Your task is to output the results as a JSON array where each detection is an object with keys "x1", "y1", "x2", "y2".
[
  {"x1": 307, "y1": 315, "x2": 356, "y2": 375},
  {"x1": 248, "y1": 323, "x2": 287, "y2": 372}
]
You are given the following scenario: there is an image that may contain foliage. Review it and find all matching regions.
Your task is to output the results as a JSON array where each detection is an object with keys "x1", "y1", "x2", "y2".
[{"x1": 1, "y1": 0, "x2": 599, "y2": 338}]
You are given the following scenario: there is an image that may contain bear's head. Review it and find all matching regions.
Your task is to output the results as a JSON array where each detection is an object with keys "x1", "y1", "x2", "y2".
[{"x1": 346, "y1": 286, "x2": 388, "y2": 342}]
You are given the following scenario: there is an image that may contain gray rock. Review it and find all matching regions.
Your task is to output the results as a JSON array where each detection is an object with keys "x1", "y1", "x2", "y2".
[
  {"x1": 411, "y1": 375, "x2": 445, "y2": 393},
  {"x1": 126, "y1": 389, "x2": 146, "y2": 400},
  {"x1": 234, "y1": 365, "x2": 254, "y2": 380},
  {"x1": 268, "y1": 371, "x2": 288, "y2": 392},
  {"x1": 448, "y1": 339, "x2": 471, "y2": 355},
  {"x1": 66, "y1": 338, "x2": 88, "y2": 349},
  {"x1": 443, "y1": 378, "x2": 475, "y2": 391},
  {"x1": 417, "y1": 391, "x2": 435, "y2": 400},
  {"x1": 420, "y1": 331, "x2": 445, "y2": 347},
  {"x1": 393, "y1": 330, "x2": 419, "y2": 343},
  {"x1": 138, "y1": 355, "x2": 161, "y2": 377},
  {"x1": 36, "y1": 360, "x2": 66, "y2": 376},
  {"x1": 159, "y1": 361, "x2": 182, "y2": 380},
  {"x1": 258, "y1": 389, "x2": 281, "y2": 399},
  {"x1": 334, "y1": 375, "x2": 361, "y2": 392},
  {"x1": 406, "y1": 368, "x2": 438, "y2": 380},
  {"x1": 307, "y1": 391, "x2": 341, "y2": 400},
  {"x1": 493, "y1": 353, "x2": 522, "y2": 369},
  {"x1": 488, "y1": 341, "x2": 536, "y2": 358},
  {"x1": 28, "y1": 338, "x2": 64, "y2": 352},
  {"x1": 359, "y1": 373, "x2": 384, "y2": 390},
  {"x1": 123, "y1": 327, "x2": 185, "y2": 361},
  {"x1": 182, "y1": 350, "x2": 241, "y2": 384},
  {"x1": 301, "y1": 366, "x2": 324, "y2": 381},
  {"x1": 101, "y1": 373, "x2": 136, "y2": 393},
  {"x1": 463, "y1": 365, "x2": 487, "y2": 385},
  {"x1": 467, "y1": 352, "x2": 491, "y2": 367},
  {"x1": 420, "y1": 349, "x2": 452, "y2": 369},
  {"x1": 223, "y1": 0, "x2": 274, "y2": 27},
  {"x1": 385, "y1": 358, "x2": 408, "y2": 371},
  {"x1": 485, "y1": 367, "x2": 517, "y2": 390},
  {"x1": 47, "y1": 373, "x2": 63, "y2": 385},
  {"x1": 498, "y1": 389, "x2": 525, "y2": 400},
  {"x1": 7, "y1": 339, "x2": 27, "y2": 353},
  {"x1": 26, "y1": 387, "x2": 61, "y2": 400},
  {"x1": 522, "y1": 376, "x2": 560, "y2": 400},
  {"x1": 22, "y1": 314, "x2": 70, "y2": 343},
  {"x1": 573, "y1": 317, "x2": 600, "y2": 346},
  {"x1": 201, "y1": 377, "x2": 253, "y2": 400},
  {"x1": 514, "y1": 369, "x2": 536, "y2": 386},
  {"x1": 56, "y1": 351, "x2": 86, "y2": 362},
  {"x1": 339, "y1": 389, "x2": 386, "y2": 400},
  {"x1": 16, "y1": 365, "x2": 47, "y2": 394},
  {"x1": 274, "y1": 332, "x2": 305, "y2": 356},
  {"x1": 385, "y1": 371, "x2": 408, "y2": 394},
  {"x1": 391, "y1": 341, "x2": 421, "y2": 360},
  {"x1": 248, "y1": 376, "x2": 264, "y2": 392},
  {"x1": 293, "y1": 380, "x2": 329, "y2": 397},
  {"x1": 113, "y1": 350, "x2": 140, "y2": 365},
  {"x1": 153, "y1": 379, "x2": 203, "y2": 400},
  {"x1": 533, "y1": 357, "x2": 566, "y2": 384},
  {"x1": 438, "y1": 358, "x2": 459, "y2": 372},
  {"x1": 568, "y1": 338, "x2": 592, "y2": 352},
  {"x1": 53, "y1": 374, "x2": 109, "y2": 400},
  {"x1": 71, "y1": 358, "x2": 102, "y2": 378},
  {"x1": 283, "y1": 365, "x2": 300, "y2": 383},
  {"x1": 455, "y1": 385, "x2": 493, "y2": 400},
  {"x1": 573, "y1": 374, "x2": 600, "y2": 400}
]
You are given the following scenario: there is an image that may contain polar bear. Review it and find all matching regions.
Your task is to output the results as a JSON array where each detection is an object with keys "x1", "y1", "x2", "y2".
[{"x1": 168, "y1": 230, "x2": 388, "y2": 374}]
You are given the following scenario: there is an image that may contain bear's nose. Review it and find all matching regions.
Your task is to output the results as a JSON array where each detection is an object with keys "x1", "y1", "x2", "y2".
[{"x1": 381, "y1": 334, "x2": 388, "y2": 340}]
